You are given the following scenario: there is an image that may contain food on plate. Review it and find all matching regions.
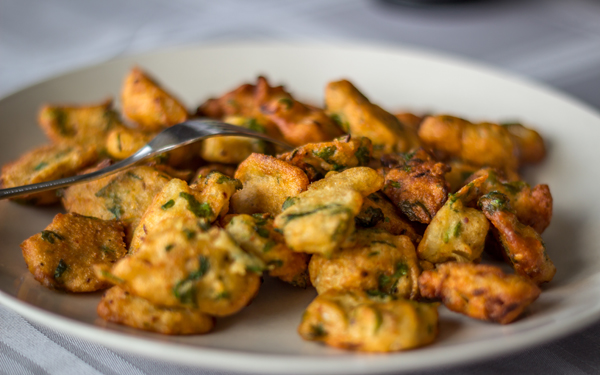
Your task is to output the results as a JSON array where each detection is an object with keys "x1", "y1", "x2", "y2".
[
  {"x1": 380, "y1": 148, "x2": 450, "y2": 224},
  {"x1": 7, "y1": 69, "x2": 555, "y2": 352},
  {"x1": 278, "y1": 135, "x2": 372, "y2": 181},
  {"x1": 110, "y1": 218, "x2": 262, "y2": 316},
  {"x1": 230, "y1": 153, "x2": 309, "y2": 216},
  {"x1": 479, "y1": 192, "x2": 555, "y2": 284},
  {"x1": 309, "y1": 229, "x2": 420, "y2": 299},
  {"x1": 1, "y1": 143, "x2": 97, "y2": 205},
  {"x1": 274, "y1": 167, "x2": 383, "y2": 257},
  {"x1": 20, "y1": 213, "x2": 126, "y2": 292},
  {"x1": 418, "y1": 262, "x2": 541, "y2": 324},
  {"x1": 223, "y1": 213, "x2": 310, "y2": 287},
  {"x1": 298, "y1": 289, "x2": 438, "y2": 352},
  {"x1": 325, "y1": 79, "x2": 420, "y2": 155},
  {"x1": 121, "y1": 67, "x2": 188, "y2": 131},
  {"x1": 98, "y1": 286, "x2": 215, "y2": 335}
]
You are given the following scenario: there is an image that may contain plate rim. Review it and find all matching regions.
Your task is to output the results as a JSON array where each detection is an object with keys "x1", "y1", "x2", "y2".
[{"x1": 1, "y1": 40, "x2": 600, "y2": 374}]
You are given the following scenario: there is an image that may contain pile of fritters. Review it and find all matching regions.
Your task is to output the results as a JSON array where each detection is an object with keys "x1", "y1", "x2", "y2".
[{"x1": 6, "y1": 68, "x2": 553, "y2": 351}]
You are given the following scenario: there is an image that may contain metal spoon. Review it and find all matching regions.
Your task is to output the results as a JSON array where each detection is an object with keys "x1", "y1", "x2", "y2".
[{"x1": 0, "y1": 119, "x2": 293, "y2": 200}]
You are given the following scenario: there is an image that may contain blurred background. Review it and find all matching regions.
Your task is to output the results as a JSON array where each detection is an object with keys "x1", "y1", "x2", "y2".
[
  {"x1": 1, "y1": 1, "x2": 600, "y2": 375},
  {"x1": 1, "y1": 0, "x2": 600, "y2": 109}
]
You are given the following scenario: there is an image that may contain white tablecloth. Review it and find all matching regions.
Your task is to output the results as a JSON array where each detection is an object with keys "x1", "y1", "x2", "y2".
[{"x1": 1, "y1": 1, "x2": 600, "y2": 374}]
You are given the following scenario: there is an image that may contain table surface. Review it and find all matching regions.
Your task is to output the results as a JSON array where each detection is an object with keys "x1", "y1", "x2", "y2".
[{"x1": 1, "y1": 1, "x2": 599, "y2": 374}]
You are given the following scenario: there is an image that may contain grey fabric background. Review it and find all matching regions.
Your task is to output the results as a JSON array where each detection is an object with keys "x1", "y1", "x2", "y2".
[{"x1": 1, "y1": 0, "x2": 599, "y2": 374}]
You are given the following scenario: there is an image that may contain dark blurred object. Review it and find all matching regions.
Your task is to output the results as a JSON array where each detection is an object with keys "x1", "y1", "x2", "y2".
[{"x1": 379, "y1": 0, "x2": 485, "y2": 6}]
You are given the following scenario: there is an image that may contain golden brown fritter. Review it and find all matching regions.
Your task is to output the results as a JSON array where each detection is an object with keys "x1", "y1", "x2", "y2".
[
  {"x1": 274, "y1": 167, "x2": 384, "y2": 257},
  {"x1": 62, "y1": 164, "x2": 172, "y2": 243},
  {"x1": 121, "y1": 67, "x2": 188, "y2": 131},
  {"x1": 478, "y1": 192, "x2": 555, "y2": 284},
  {"x1": 1, "y1": 143, "x2": 97, "y2": 205},
  {"x1": 111, "y1": 218, "x2": 262, "y2": 316},
  {"x1": 325, "y1": 80, "x2": 420, "y2": 156},
  {"x1": 129, "y1": 178, "x2": 208, "y2": 255},
  {"x1": 261, "y1": 95, "x2": 344, "y2": 147},
  {"x1": 444, "y1": 160, "x2": 481, "y2": 193},
  {"x1": 309, "y1": 229, "x2": 420, "y2": 299},
  {"x1": 354, "y1": 192, "x2": 421, "y2": 245},
  {"x1": 38, "y1": 99, "x2": 124, "y2": 151},
  {"x1": 418, "y1": 262, "x2": 541, "y2": 324},
  {"x1": 191, "y1": 164, "x2": 236, "y2": 183},
  {"x1": 468, "y1": 168, "x2": 552, "y2": 233},
  {"x1": 200, "y1": 116, "x2": 270, "y2": 164},
  {"x1": 97, "y1": 286, "x2": 215, "y2": 335},
  {"x1": 189, "y1": 171, "x2": 242, "y2": 221},
  {"x1": 278, "y1": 135, "x2": 372, "y2": 181},
  {"x1": 20, "y1": 213, "x2": 126, "y2": 292},
  {"x1": 502, "y1": 122, "x2": 546, "y2": 164},
  {"x1": 395, "y1": 112, "x2": 423, "y2": 131},
  {"x1": 417, "y1": 182, "x2": 490, "y2": 264},
  {"x1": 298, "y1": 289, "x2": 438, "y2": 352},
  {"x1": 418, "y1": 115, "x2": 518, "y2": 171},
  {"x1": 380, "y1": 148, "x2": 450, "y2": 224},
  {"x1": 230, "y1": 153, "x2": 309, "y2": 216},
  {"x1": 224, "y1": 213, "x2": 310, "y2": 287}
]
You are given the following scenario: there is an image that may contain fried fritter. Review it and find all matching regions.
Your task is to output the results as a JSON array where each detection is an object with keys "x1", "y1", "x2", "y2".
[
  {"x1": 261, "y1": 95, "x2": 344, "y2": 147},
  {"x1": 62, "y1": 164, "x2": 172, "y2": 243},
  {"x1": 418, "y1": 262, "x2": 541, "y2": 324},
  {"x1": 417, "y1": 182, "x2": 490, "y2": 264},
  {"x1": 274, "y1": 167, "x2": 384, "y2": 257},
  {"x1": 121, "y1": 67, "x2": 188, "y2": 131},
  {"x1": 38, "y1": 99, "x2": 124, "y2": 151},
  {"x1": 502, "y1": 122, "x2": 546, "y2": 164},
  {"x1": 444, "y1": 160, "x2": 480, "y2": 193},
  {"x1": 97, "y1": 286, "x2": 215, "y2": 335},
  {"x1": 129, "y1": 178, "x2": 208, "y2": 255},
  {"x1": 355, "y1": 192, "x2": 421, "y2": 244},
  {"x1": 309, "y1": 229, "x2": 420, "y2": 299},
  {"x1": 380, "y1": 148, "x2": 450, "y2": 224},
  {"x1": 478, "y1": 192, "x2": 555, "y2": 284},
  {"x1": 278, "y1": 135, "x2": 372, "y2": 181},
  {"x1": 395, "y1": 112, "x2": 423, "y2": 131},
  {"x1": 468, "y1": 168, "x2": 552, "y2": 233},
  {"x1": 20, "y1": 213, "x2": 126, "y2": 292},
  {"x1": 192, "y1": 164, "x2": 236, "y2": 183},
  {"x1": 298, "y1": 289, "x2": 438, "y2": 352},
  {"x1": 189, "y1": 171, "x2": 242, "y2": 221},
  {"x1": 200, "y1": 116, "x2": 270, "y2": 164},
  {"x1": 224, "y1": 213, "x2": 310, "y2": 287},
  {"x1": 230, "y1": 153, "x2": 309, "y2": 216},
  {"x1": 418, "y1": 115, "x2": 519, "y2": 171},
  {"x1": 1, "y1": 143, "x2": 97, "y2": 205},
  {"x1": 325, "y1": 80, "x2": 420, "y2": 156},
  {"x1": 111, "y1": 218, "x2": 262, "y2": 316}
]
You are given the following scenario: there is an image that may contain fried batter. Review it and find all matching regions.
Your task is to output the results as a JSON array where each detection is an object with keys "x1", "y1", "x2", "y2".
[
  {"x1": 298, "y1": 289, "x2": 438, "y2": 352},
  {"x1": 192, "y1": 164, "x2": 236, "y2": 183},
  {"x1": 189, "y1": 171, "x2": 242, "y2": 221},
  {"x1": 274, "y1": 167, "x2": 384, "y2": 257},
  {"x1": 98, "y1": 286, "x2": 215, "y2": 335},
  {"x1": 478, "y1": 192, "x2": 555, "y2": 284},
  {"x1": 418, "y1": 262, "x2": 541, "y2": 324},
  {"x1": 325, "y1": 80, "x2": 420, "y2": 156},
  {"x1": 62, "y1": 164, "x2": 172, "y2": 243},
  {"x1": 418, "y1": 115, "x2": 518, "y2": 171},
  {"x1": 380, "y1": 148, "x2": 450, "y2": 223},
  {"x1": 230, "y1": 153, "x2": 309, "y2": 216},
  {"x1": 121, "y1": 67, "x2": 188, "y2": 131},
  {"x1": 20, "y1": 213, "x2": 126, "y2": 292},
  {"x1": 355, "y1": 192, "x2": 421, "y2": 245},
  {"x1": 502, "y1": 122, "x2": 546, "y2": 164},
  {"x1": 224, "y1": 213, "x2": 310, "y2": 287},
  {"x1": 417, "y1": 182, "x2": 490, "y2": 264},
  {"x1": 309, "y1": 229, "x2": 420, "y2": 299},
  {"x1": 38, "y1": 99, "x2": 124, "y2": 151},
  {"x1": 1, "y1": 143, "x2": 97, "y2": 205},
  {"x1": 111, "y1": 218, "x2": 262, "y2": 316},
  {"x1": 278, "y1": 135, "x2": 372, "y2": 181}
]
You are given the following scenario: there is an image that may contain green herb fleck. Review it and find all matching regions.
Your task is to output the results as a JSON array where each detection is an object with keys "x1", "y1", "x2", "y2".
[
  {"x1": 245, "y1": 118, "x2": 266, "y2": 134},
  {"x1": 267, "y1": 259, "x2": 284, "y2": 268},
  {"x1": 263, "y1": 240, "x2": 276, "y2": 253},
  {"x1": 453, "y1": 221, "x2": 462, "y2": 237},
  {"x1": 34, "y1": 162, "x2": 48, "y2": 171},
  {"x1": 161, "y1": 199, "x2": 175, "y2": 210},
  {"x1": 126, "y1": 172, "x2": 142, "y2": 180},
  {"x1": 54, "y1": 259, "x2": 68, "y2": 279},
  {"x1": 278, "y1": 97, "x2": 294, "y2": 109},
  {"x1": 313, "y1": 146, "x2": 336, "y2": 163},
  {"x1": 41, "y1": 230, "x2": 64, "y2": 244},
  {"x1": 366, "y1": 289, "x2": 389, "y2": 298},
  {"x1": 215, "y1": 291, "x2": 231, "y2": 300},
  {"x1": 310, "y1": 323, "x2": 327, "y2": 339},
  {"x1": 246, "y1": 265, "x2": 264, "y2": 274},
  {"x1": 389, "y1": 181, "x2": 401, "y2": 189},
  {"x1": 282, "y1": 197, "x2": 299, "y2": 211},
  {"x1": 172, "y1": 255, "x2": 210, "y2": 305},
  {"x1": 183, "y1": 228, "x2": 196, "y2": 240},
  {"x1": 255, "y1": 226, "x2": 270, "y2": 238},
  {"x1": 165, "y1": 244, "x2": 175, "y2": 252},
  {"x1": 354, "y1": 145, "x2": 370, "y2": 165},
  {"x1": 179, "y1": 192, "x2": 213, "y2": 218}
]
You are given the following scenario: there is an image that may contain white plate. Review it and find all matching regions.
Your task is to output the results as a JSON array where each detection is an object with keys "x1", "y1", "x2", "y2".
[{"x1": 1, "y1": 42, "x2": 600, "y2": 375}]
